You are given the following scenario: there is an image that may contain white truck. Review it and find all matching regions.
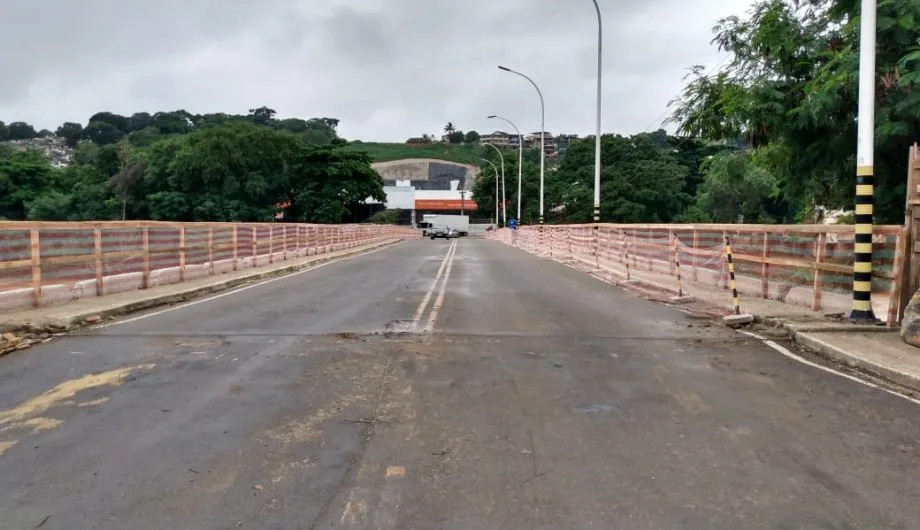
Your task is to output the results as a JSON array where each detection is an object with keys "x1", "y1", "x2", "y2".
[{"x1": 421, "y1": 214, "x2": 470, "y2": 237}]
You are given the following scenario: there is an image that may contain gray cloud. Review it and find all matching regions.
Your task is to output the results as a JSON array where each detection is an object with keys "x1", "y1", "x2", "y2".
[{"x1": 0, "y1": 0, "x2": 753, "y2": 140}]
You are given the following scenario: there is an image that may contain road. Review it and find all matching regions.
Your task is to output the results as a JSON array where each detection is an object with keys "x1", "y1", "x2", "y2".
[{"x1": 1, "y1": 239, "x2": 919, "y2": 529}]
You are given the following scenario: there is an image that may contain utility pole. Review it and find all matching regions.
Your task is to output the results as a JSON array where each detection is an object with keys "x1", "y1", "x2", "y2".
[{"x1": 849, "y1": 0, "x2": 877, "y2": 321}]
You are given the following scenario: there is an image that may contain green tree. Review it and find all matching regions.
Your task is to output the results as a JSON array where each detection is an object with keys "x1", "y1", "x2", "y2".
[
  {"x1": 127, "y1": 126, "x2": 162, "y2": 147},
  {"x1": 88, "y1": 112, "x2": 130, "y2": 133},
  {"x1": 688, "y1": 151, "x2": 779, "y2": 223},
  {"x1": 281, "y1": 144, "x2": 385, "y2": 223},
  {"x1": 248, "y1": 106, "x2": 277, "y2": 126},
  {"x1": 303, "y1": 118, "x2": 339, "y2": 145},
  {"x1": 447, "y1": 131, "x2": 465, "y2": 144},
  {"x1": 56, "y1": 122, "x2": 84, "y2": 148},
  {"x1": 2, "y1": 109, "x2": 385, "y2": 223},
  {"x1": 551, "y1": 134, "x2": 692, "y2": 223},
  {"x1": 473, "y1": 148, "x2": 543, "y2": 224},
  {"x1": 0, "y1": 145, "x2": 55, "y2": 219},
  {"x1": 82, "y1": 121, "x2": 125, "y2": 145},
  {"x1": 464, "y1": 130, "x2": 481, "y2": 143},
  {"x1": 108, "y1": 140, "x2": 144, "y2": 220},
  {"x1": 278, "y1": 118, "x2": 309, "y2": 133},
  {"x1": 0, "y1": 121, "x2": 9, "y2": 141},
  {"x1": 8, "y1": 122, "x2": 38, "y2": 140},
  {"x1": 64, "y1": 163, "x2": 121, "y2": 220},
  {"x1": 367, "y1": 209, "x2": 400, "y2": 224},
  {"x1": 128, "y1": 112, "x2": 153, "y2": 131},
  {"x1": 669, "y1": 0, "x2": 920, "y2": 223},
  {"x1": 152, "y1": 111, "x2": 192, "y2": 134},
  {"x1": 26, "y1": 191, "x2": 73, "y2": 221}
]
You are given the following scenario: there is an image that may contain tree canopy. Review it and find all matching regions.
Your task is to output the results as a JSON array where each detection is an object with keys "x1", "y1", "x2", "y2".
[
  {"x1": 669, "y1": 0, "x2": 920, "y2": 223},
  {"x1": 0, "y1": 108, "x2": 384, "y2": 223},
  {"x1": 472, "y1": 131, "x2": 716, "y2": 225}
]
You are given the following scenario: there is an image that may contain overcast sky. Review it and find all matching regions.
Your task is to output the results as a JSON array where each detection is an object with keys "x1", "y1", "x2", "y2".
[{"x1": 0, "y1": 0, "x2": 754, "y2": 142}]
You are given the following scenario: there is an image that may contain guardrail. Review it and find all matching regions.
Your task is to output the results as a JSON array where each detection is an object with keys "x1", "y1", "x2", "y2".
[
  {"x1": 0, "y1": 221, "x2": 418, "y2": 312},
  {"x1": 489, "y1": 223, "x2": 906, "y2": 326}
]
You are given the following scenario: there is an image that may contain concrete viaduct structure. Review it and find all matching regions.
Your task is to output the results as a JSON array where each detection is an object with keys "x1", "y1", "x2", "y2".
[{"x1": 370, "y1": 159, "x2": 481, "y2": 214}]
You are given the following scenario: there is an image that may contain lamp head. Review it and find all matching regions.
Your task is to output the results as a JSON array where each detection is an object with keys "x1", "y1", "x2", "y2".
[
  {"x1": 487, "y1": 115, "x2": 497, "y2": 119},
  {"x1": 497, "y1": 65, "x2": 511, "y2": 72}
]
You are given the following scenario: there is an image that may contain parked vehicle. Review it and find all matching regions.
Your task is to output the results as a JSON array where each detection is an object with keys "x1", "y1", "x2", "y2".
[
  {"x1": 422, "y1": 215, "x2": 469, "y2": 237},
  {"x1": 429, "y1": 227, "x2": 458, "y2": 240}
]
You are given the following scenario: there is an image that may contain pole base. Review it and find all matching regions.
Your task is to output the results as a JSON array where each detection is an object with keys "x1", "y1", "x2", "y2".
[
  {"x1": 669, "y1": 295, "x2": 695, "y2": 304},
  {"x1": 847, "y1": 308, "x2": 878, "y2": 323},
  {"x1": 723, "y1": 313, "x2": 754, "y2": 326}
]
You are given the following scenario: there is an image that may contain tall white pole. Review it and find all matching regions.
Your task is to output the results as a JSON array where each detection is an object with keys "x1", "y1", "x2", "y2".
[
  {"x1": 591, "y1": 0, "x2": 602, "y2": 224},
  {"x1": 480, "y1": 158, "x2": 500, "y2": 226},
  {"x1": 850, "y1": 0, "x2": 877, "y2": 321},
  {"x1": 492, "y1": 171, "x2": 497, "y2": 226},
  {"x1": 488, "y1": 115, "x2": 523, "y2": 221},
  {"x1": 485, "y1": 143, "x2": 507, "y2": 225},
  {"x1": 499, "y1": 66, "x2": 545, "y2": 225}
]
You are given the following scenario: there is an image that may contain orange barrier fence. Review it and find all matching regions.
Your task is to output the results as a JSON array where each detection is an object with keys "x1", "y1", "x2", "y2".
[
  {"x1": 0, "y1": 221, "x2": 418, "y2": 312},
  {"x1": 489, "y1": 223, "x2": 906, "y2": 327}
]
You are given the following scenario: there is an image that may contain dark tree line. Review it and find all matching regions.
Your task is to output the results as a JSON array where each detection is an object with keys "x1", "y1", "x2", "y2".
[{"x1": 0, "y1": 108, "x2": 384, "y2": 223}]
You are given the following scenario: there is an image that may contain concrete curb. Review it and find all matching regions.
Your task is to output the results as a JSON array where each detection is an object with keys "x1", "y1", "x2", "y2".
[
  {"x1": 0, "y1": 239, "x2": 404, "y2": 334},
  {"x1": 755, "y1": 314, "x2": 895, "y2": 334},
  {"x1": 792, "y1": 331, "x2": 920, "y2": 393}
]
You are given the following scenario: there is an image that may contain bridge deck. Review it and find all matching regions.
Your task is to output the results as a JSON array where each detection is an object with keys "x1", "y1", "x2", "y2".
[{"x1": 1, "y1": 239, "x2": 918, "y2": 529}]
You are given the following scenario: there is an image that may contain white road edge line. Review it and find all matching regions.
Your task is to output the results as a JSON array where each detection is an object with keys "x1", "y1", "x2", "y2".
[
  {"x1": 423, "y1": 240, "x2": 459, "y2": 333},
  {"x1": 737, "y1": 330, "x2": 920, "y2": 407},
  {"x1": 97, "y1": 242, "x2": 400, "y2": 329},
  {"x1": 412, "y1": 240, "x2": 456, "y2": 330}
]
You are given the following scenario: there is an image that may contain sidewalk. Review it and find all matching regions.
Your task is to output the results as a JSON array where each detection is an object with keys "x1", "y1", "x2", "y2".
[
  {"x1": 524, "y1": 243, "x2": 920, "y2": 396},
  {"x1": 0, "y1": 238, "x2": 403, "y2": 336}
]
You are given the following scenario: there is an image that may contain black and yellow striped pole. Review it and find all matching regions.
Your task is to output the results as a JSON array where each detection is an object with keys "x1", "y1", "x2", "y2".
[
  {"x1": 849, "y1": 0, "x2": 877, "y2": 322},
  {"x1": 674, "y1": 235, "x2": 684, "y2": 298},
  {"x1": 851, "y1": 166, "x2": 876, "y2": 321},
  {"x1": 723, "y1": 236, "x2": 753, "y2": 324},
  {"x1": 594, "y1": 206, "x2": 600, "y2": 270},
  {"x1": 725, "y1": 236, "x2": 741, "y2": 315},
  {"x1": 624, "y1": 232, "x2": 631, "y2": 281}
]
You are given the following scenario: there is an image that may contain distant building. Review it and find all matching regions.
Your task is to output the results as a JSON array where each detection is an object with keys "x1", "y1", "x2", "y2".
[
  {"x1": 525, "y1": 132, "x2": 557, "y2": 157},
  {"x1": 365, "y1": 160, "x2": 483, "y2": 224},
  {"x1": 3, "y1": 136, "x2": 74, "y2": 167},
  {"x1": 479, "y1": 131, "x2": 512, "y2": 148}
]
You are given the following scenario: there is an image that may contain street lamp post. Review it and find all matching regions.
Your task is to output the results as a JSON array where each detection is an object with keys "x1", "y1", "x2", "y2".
[
  {"x1": 484, "y1": 143, "x2": 507, "y2": 226},
  {"x1": 480, "y1": 158, "x2": 501, "y2": 227},
  {"x1": 850, "y1": 0, "x2": 877, "y2": 321},
  {"x1": 590, "y1": 0, "x2": 604, "y2": 266},
  {"x1": 498, "y1": 65, "x2": 545, "y2": 226},
  {"x1": 487, "y1": 115, "x2": 523, "y2": 222},
  {"x1": 591, "y1": 0, "x2": 602, "y2": 225}
]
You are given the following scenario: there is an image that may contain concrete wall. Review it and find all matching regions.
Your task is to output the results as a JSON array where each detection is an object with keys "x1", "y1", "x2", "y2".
[{"x1": 371, "y1": 159, "x2": 480, "y2": 187}]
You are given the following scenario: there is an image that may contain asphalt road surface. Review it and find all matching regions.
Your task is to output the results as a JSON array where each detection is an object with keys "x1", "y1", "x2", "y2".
[{"x1": 2, "y1": 239, "x2": 919, "y2": 529}]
